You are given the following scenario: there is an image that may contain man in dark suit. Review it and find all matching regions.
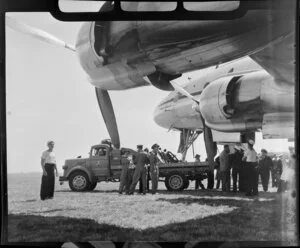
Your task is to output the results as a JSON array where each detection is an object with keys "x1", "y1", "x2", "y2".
[
  {"x1": 128, "y1": 145, "x2": 150, "y2": 194},
  {"x1": 258, "y1": 149, "x2": 273, "y2": 192},
  {"x1": 231, "y1": 146, "x2": 244, "y2": 192},
  {"x1": 149, "y1": 144, "x2": 160, "y2": 194}
]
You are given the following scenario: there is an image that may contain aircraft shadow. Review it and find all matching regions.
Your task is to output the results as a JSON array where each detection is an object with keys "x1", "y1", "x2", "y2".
[{"x1": 8, "y1": 197, "x2": 283, "y2": 243}]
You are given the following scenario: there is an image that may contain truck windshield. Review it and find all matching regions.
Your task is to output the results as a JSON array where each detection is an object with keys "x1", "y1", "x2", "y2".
[{"x1": 92, "y1": 147, "x2": 107, "y2": 157}]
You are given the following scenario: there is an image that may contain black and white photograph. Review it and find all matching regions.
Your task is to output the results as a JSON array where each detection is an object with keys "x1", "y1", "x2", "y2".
[{"x1": 3, "y1": 0, "x2": 298, "y2": 246}]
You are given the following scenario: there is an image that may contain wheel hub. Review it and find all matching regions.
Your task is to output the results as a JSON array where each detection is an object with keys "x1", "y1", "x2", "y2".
[
  {"x1": 169, "y1": 175, "x2": 183, "y2": 189},
  {"x1": 73, "y1": 175, "x2": 86, "y2": 190}
]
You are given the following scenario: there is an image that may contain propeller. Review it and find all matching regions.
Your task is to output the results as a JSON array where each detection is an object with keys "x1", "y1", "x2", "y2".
[
  {"x1": 170, "y1": 81, "x2": 217, "y2": 173},
  {"x1": 6, "y1": 16, "x2": 75, "y2": 52},
  {"x1": 95, "y1": 88, "x2": 120, "y2": 149},
  {"x1": 6, "y1": 16, "x2": 120, "y2": 149}
]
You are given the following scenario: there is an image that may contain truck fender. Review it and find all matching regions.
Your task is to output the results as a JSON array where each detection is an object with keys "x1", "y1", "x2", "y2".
[{"x1": 66, "y1": 166, "x2": 95, "y2": 183}]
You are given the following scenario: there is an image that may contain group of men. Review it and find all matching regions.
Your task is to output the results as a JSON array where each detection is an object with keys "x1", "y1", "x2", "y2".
[
  {"x1": 215, "y1": 140, "x2": 286, "y2": 196},
  {"x1": 118, "y1": 143, "x2": 160, "y2": 195}
]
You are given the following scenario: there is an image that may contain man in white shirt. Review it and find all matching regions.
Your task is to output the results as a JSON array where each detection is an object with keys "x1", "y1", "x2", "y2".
[
  {"x1": 40, "y1": 140, "x2": 58, "y2": 200},
  {"x1": 242, "y1": 140, "x2": 258, "y2": 196}
]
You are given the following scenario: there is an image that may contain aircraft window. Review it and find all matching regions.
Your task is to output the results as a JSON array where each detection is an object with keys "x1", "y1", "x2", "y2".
[
  {"x1": 59, "y1": 1, "x2": 112, "y2": 13},
  {"x1": 121, "y1": 2, "x2": 177, "y2": 12},
  {"x1": 184, "y1": 1, "x2": 240, "y2": 11}
]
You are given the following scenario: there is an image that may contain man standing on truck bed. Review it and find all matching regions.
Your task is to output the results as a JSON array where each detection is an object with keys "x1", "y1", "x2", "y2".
[
  {"x1": 128, "y1": 145, "x2": 150, "y2": 195},
  {"x1": 149, "y1": 144, "x2": 160, "y2": 194}
]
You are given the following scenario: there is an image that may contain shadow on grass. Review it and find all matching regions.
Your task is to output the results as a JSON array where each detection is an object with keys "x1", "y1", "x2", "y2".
[
  {"x1": 19, "y1": 199, "x2": 38, "y2": 203},
  {"x1": 56, "y1": 189, "x2": 120, "y2": 193},
  {"x1": 155, "y1": 196, "x2": 271, "y2": 208},
  {"x1": 28, "y1": 207, "x2": 78, "y2": 215},
  {"x1": 153, "y1": 189, "x2": 277, "y2": 198},
  {"x1": 8, "y1": 195, "x2": 284, "y2": 243},
  {"x1": 56, "y1": 188, "x2": 277, "y2": 200}
]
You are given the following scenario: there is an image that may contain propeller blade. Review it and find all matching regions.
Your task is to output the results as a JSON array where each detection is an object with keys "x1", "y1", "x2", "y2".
[
  {"x1": 170, "y1": 81, "x2": 199, "y2": 104},
  {"x1": 6, "y1": 16, "x2": 75, "y2": 52},
  {"x1": 95, "y1": 88, "x2": 120, "y2": 149}
]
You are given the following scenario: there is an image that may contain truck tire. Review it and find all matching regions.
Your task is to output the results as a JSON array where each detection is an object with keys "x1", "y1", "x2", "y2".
[
  {"x1": 183, "y1": 180, "x2": 190, "y2": 189},
  {"x1": 69, "y1": 171, "x2": 90, "y2": 192},
  {"x1": 87, "y1": 182, "x2": 97, "y2": 191},
  {"x1": 165, "y1": 172, "x2": 188, "y2": 191}
]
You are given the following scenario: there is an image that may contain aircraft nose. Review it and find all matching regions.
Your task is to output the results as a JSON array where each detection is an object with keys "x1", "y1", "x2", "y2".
[{"x1": 153, "y1": 104, "x2": 174, "y2": 129}]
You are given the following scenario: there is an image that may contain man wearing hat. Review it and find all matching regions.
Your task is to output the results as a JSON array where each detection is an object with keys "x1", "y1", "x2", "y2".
[
  {"x1": 149, "y1": 144, "x2": 160, "y2": 194},
  {"x1": 128, "y1": 145, "x2": 149, "y2": 194},
  {"x1": 144, "y1": 148, "x2": 151, "y2": 192},
  {"x1": 258, "y1": 149, "x2": 273, "y2": 192},
  {"x1": 136, "y1": 145, "x2": 144, "y2": 193},
  {"x1": 195, "y1": 154, "x2": 200, "y2": 162},
  {"x1": 242, "y1": 139, "x2": 258, "y2": 196}
]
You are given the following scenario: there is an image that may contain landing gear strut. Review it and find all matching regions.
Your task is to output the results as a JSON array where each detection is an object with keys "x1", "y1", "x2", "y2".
[{"x1": 177, "y1": 129, "x2": 201, "y2": 161}]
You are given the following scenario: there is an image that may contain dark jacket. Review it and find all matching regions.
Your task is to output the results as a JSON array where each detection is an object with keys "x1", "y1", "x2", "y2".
[
  {"x1": 133, "y1": 151, "x2": 149, "y2": 170},
  {"x1": 230, "y1": 150, "x2": 244, "y2": 169},
  {"x1": 214, "y1": 156, "x2": 220, "y2": 170},
  {"x1": 259, "y1": 156, "x2": 273, "y2": 172},
  {"x1": 149, "y1": 152, "x2": 160, "y2": 172}
]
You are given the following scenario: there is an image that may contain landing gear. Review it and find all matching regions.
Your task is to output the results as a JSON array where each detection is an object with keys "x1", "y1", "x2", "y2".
[{"x1": 177, "y1": 129, "x2": 201, "y2": 161}]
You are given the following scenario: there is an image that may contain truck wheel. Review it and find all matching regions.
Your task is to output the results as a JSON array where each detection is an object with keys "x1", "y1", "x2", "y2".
[
  {"x1": 165, "y1": 172, "x2": 187, "y2": 191},
  {"x1": 69, "y1": 171, "x2": 90, "y2": 192},
  {"x1": 87, "y1": 182, "x2": 97, "y2": 191},
  {"x1": 183, "y1": 180, "x2": 190, "y2": 189}
]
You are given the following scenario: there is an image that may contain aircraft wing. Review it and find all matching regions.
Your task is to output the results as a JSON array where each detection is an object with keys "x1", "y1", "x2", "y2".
[{"x1": 250, "y1": 33, "x2": 295, "y2": 85}]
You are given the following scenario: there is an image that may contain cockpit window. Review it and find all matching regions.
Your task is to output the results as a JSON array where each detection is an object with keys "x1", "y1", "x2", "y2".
[
  {"x1": 59, "y1": 1, "x2": 111, "y2": 13},
  {"x1": 184, "y1": 1, "x2": 240, "y2": 11},
  {"x1": 121, "y1": 2, "x2": 177, "y2": 12}
]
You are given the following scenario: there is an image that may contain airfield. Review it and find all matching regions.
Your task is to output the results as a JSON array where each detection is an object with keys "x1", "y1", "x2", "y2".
[{"x1": 7, "y1": 173, "x2": 297, "y2": 244}]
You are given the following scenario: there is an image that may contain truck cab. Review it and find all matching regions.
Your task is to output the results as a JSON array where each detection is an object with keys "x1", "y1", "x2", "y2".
[{"x1": 59, "y1": 143, "x2": 135, "y2": 192}]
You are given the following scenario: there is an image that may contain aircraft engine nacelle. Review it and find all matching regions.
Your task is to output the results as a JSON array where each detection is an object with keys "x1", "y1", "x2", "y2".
[
  {"x1": 199, "y1": 70, "x2": 294, "y2": 132},
  {"x1": 147, "y1": 71, "x2": 182, "y2": 91},
  {"x1": 76, "y1": 22, "x2": 157, "y2": 90}
]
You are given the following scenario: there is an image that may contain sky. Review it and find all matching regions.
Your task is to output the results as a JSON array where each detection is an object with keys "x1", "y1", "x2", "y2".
[{"x1": 5, "y1": 12, "x2": 294, "y2": 173}]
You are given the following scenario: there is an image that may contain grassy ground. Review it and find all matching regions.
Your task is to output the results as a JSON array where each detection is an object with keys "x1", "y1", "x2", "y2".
[
  {"x1": 6, "y1": 174, "x2": 298, "y2": 244},
  {"x1": 7, "y1": 190, "x2": 297, "y2": 243}
]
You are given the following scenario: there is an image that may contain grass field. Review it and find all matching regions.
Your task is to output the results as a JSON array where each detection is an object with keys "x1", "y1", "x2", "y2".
[{"x1": 6, "y1": 173, "x2": 298, "y2": 244}]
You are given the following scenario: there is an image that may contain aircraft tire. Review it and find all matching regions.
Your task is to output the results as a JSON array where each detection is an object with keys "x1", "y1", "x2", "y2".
[
  {"x1": 69, "y1": 171, "x2": 91, "y2": 192},
  {"x1": 165, "y1": 171, "x2": 188, "y2": 191}
]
